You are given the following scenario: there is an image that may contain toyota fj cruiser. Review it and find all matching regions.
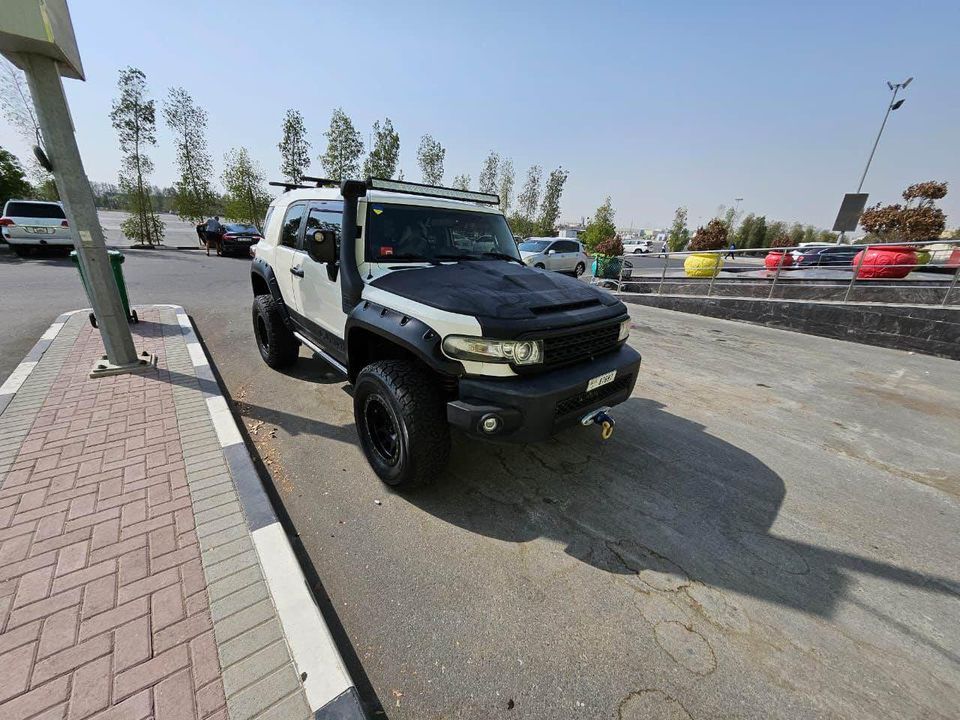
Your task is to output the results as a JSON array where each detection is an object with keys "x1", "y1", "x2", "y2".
[{"x1": 250, "y1": 177, "x2": 641, "y2": 488}]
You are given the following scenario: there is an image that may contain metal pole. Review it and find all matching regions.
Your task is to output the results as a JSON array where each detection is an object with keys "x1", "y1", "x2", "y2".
[
  {"x1": 656, "y1": 250, "x2": 669, "y2": 295},
  {"x1": 837, "y1": 84, "x2": 901, "y2": 245},
  {"x1": 768, "y1": 250, "x2": 787, "y2": 299},
  {"x1": 857, "y1": 86, "x2": 899, "y2": 194},
  {"x1": 707, "y1": 251, "x2": 719, "y2": 296},
  {"x1": 844, "y1": 245, "x2": 869, "y2": 302},
  {"x1": 20, "y1": 53, "x2": 139, "y2": 366},
  {"x1": 942, "y1": 264, "x2": 960, "y2": 307}
]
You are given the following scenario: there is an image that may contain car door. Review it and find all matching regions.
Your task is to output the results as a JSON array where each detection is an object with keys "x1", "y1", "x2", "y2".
[
  {"x1": 294, "y1": 202, "x2": 347, "y2": 356},
  {"x1": 544, "y1": 241, "x2": 562, "y2": 270},
  {"x1": 273, "y1": 202, "x2": 308, "y2": 313},
  {"x1": 557, "y1": 240, "x2": 578, "y2": 271}
]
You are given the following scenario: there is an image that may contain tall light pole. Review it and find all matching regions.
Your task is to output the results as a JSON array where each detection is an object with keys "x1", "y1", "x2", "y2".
[
  {"x1": 836, "y1": 77, "x2": 912, "y2": 244},
  {"x1": 857, "y1": 77, "x2": 912, "y2": 194}
]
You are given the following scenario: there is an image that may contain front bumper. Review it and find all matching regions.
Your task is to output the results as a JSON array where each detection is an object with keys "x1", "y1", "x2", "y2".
[{"x1": 447, "y1": 345, "x2": 641, "y2": 443}]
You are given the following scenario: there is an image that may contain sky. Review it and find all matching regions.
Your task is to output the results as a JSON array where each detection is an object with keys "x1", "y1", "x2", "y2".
[{"x1": 1, "y1": 0, "x2": 958, "y2": 230}]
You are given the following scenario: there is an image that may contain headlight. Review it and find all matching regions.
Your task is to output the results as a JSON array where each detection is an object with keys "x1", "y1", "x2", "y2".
[
  {"x1": 442, "y1": 336, "x2": 543, "y2": 365},
  {"x1": 618, "y1": 319, "x2": 631, "y2": 341}
]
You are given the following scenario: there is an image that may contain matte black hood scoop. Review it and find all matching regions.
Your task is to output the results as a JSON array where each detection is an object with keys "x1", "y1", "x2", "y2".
[{"x1": 368, "y1": 261, "x2": 625, "y2": 337}]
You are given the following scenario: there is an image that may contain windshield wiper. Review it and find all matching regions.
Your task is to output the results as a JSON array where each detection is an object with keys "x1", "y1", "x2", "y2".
[
  {"x1": 433, "y1": 252, "x2": 524, "y2": 265},
  {"x1": 480, "y1": 251, "x2": 525, "y2": 265}
]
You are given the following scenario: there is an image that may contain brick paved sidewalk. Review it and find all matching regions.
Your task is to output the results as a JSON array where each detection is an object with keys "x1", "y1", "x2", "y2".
[{"x1": 0, "y1": 308, "x2": 356, "y2": 719}]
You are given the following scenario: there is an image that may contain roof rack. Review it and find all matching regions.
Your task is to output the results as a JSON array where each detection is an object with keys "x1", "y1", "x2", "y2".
[
  {"x1": 367, "y1": 177, "x2": 500, "y2": 205},
  {"x1": 300, "y1": 176, "x2": 341, "y2": 188},
  {"x1": 268, "y1": 181, "x2": 311, "y2": 192}
]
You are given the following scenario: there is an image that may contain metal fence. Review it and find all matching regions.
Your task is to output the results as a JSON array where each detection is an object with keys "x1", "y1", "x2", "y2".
[{"x1": 593, "y1": 239, "x2": 960, "y2": 307}]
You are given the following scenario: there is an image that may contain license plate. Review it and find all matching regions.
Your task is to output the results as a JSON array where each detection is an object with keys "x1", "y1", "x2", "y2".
[
  {"x1": 27, "y1": 226, "x2": 55, "y2": 234},
  {"x1": 586, "y1": 370, "x2": 616, "y2": 392}
]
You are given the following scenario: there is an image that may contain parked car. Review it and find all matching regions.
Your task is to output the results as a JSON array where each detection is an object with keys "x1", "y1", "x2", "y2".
[
  {"x1": 0, "y1": 200, "x2": 74, "y2": 255},
  {"x1": 622, "y1": 238, "x2": 665, "y2": 255},
  {"x1": 795, "y1": 244, "x2": 861, "y2": 267},
  {"x1": 518, "y1": 237, "x2": 591, "y2": 276},
  {"x1": 250, "y1": 179, "x2": 640, "y2": 488},
  {"x1": 922, "y1": 242, "x2": 960, "y2": 272},
  {"x1": 218, "y1": 222, "x2": 262, "y2": 256}
]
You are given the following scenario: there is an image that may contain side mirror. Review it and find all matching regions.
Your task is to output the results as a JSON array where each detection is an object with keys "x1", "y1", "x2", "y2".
[
  {"x1": 307, "y1": 229, "x2": 337, "y2": 264},
  {"x1": 547, "y1": 249, "x2": 556, "y2": 255}
]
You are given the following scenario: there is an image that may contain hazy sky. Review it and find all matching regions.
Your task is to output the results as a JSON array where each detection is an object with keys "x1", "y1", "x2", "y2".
[{"x1": 1, "y1": 0, "x2": 957, "y2": 230}]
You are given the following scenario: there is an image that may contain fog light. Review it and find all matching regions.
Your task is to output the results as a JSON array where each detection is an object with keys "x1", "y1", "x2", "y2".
[{"x1": 480, "y1": 415, "x2": 501, "y2": 433}]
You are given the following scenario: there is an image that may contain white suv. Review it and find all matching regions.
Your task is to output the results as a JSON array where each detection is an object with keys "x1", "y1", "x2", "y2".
[
  {"x1": 1, "y1": 200, "x2": 74, "y2": 255},
  {"x1": 250, "y1": 178, "x2": 641, "y2": 488},
  {"x1": 518, "y1": 237, "x2": 590, "y2": 276}
]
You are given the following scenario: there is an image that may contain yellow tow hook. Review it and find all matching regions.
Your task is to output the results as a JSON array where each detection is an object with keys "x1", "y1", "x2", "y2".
[{"x1": 582, "y1": 408, "x2": 616, "y2": 440}]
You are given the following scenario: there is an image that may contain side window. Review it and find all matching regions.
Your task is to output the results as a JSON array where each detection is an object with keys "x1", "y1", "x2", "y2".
[
  {"x1": 558, "y1": 241, "x2": 578, "y2": 253},
  {"x1": 280, "y1": 204, "x2": 306, "y2": 248},
  {"x1": 304, "y1": 205, "x2": 344, "y2": 262}
]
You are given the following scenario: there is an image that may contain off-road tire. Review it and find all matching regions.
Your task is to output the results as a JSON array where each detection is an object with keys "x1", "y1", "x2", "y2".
[
  {"x1": 252, "y1": 295, "x2": 299, "y2": 369},
  {"x1": 354, "y1": 360, "x2": 450, "y2": 489}
]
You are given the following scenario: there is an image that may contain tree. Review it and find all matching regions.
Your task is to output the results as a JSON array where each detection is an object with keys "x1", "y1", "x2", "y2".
[
  {"x1": 498, "y1": 158, "x2": 514, "y2": 214},
  {"x1": 222, "y1": 147, "x2": 270, "y2": 227},
  {"x1": 478, "y1": 151, "x2": 500, "y2": 195},
  {"x1": 0, "y1": 147, "x2": 32, "y2": 204},
  {"x1": 581, "y1": 197, "x2": 617, "y2": 253},
  {"x1": 746, "y1": 215, "x2": 767, "y2": 249},
  {"x1": 667, "y1": 207, "x2": 690, "y2": 252},
  {"x1": 162, "y1": 87, "x2": 216, "y2": 223},
  {"x1": 859, "y1": 181, "x2": 948, "y2": 242},
  {"x1": 417, "y1": 134, "x2": 445, "y2": 185},
  {"x1": 110, "y1": 67, "x2": 163, "y2": 245},
  {"x1": 537, "y1": 167, "x2": 568, "y2": 235},
  {"x1": 319, "y1": 108, "x2": 363, "y2": 180},
  {"x1": 278, "y1": 109, "x2": 310, "y2": 183},
  {"x1": 452, "y1": 174, "x2": 471, "y2": 190},
  {"x1": 516, "y1": 165, "x2": 542, "y2": 221},
  {"x1": 363, "y1": 117, "x2": 400, "y2": 179},
  {"x1": 0, "y1": 59, "x2": 56, "y2": 191}
]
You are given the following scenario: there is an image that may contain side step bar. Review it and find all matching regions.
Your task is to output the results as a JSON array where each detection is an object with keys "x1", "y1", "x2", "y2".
[{"x1": 293, "y1": 332, "x2": 348, "y2": 376}]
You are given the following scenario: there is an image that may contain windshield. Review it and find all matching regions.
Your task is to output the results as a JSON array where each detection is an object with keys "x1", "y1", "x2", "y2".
[
  {"x1": 365, "y1": 203, "x2": 520, "y2": 263},
  {"x1": 4, "y1": 202, "x2": 66, "y2": 219},
  {"x1": 518, "y1": 240, "x2": 552, "y2": 252},
  {"x1": 224, "y1": 223, "x2": 258, "y2": 234}
]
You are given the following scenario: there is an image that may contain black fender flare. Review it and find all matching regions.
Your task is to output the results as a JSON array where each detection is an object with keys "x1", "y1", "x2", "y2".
[
  {"x1": 251, "y1": 258, "x2": 292, "y2": 325},
  {"x1": 345, "y1": 300, "x2": 463, "y2": 381}
]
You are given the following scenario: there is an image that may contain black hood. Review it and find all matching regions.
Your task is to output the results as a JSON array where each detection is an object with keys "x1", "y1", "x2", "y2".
[{"x1": 368, "y1": 261, "x2": 626, "y2": 337}]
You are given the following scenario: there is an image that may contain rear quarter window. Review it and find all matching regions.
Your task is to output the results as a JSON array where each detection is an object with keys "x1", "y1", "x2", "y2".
[{"x1": 4, "y1": 202, "x2": 66, "y2": 219}]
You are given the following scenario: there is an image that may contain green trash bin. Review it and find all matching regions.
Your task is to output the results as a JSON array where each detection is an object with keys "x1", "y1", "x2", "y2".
[{"x1": 70, "y1": 250, "x2": 138, "y2": 327}]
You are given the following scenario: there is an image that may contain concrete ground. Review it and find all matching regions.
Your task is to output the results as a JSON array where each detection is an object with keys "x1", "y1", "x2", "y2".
[{"x1": 2, "y1": 234, "x2": 958, "y2": 719}]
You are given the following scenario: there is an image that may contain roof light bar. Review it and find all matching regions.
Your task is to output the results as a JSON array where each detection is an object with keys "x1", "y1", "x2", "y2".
[{"x1": 367, "y1": 177, "x2": 500, "y2": 205}]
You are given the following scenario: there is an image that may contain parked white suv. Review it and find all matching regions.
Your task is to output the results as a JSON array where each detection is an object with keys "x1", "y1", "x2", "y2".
[
  {"x1": 518, "y1": 237, "x2": 590, "y2": 276},
  {"x1": 1, "y1": 200, "x2": 74, "y2": 255},
  {"x1": 250, "y1": 178, "x2": 641, "y2": 488}
]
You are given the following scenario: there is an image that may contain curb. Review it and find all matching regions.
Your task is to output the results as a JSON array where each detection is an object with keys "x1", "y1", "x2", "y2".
[
  {"x1": 168, "y1": 304, "x2": 368, "y2": 720},
  {"x1": 0, "y1": 308, "x2": 84, "y2": 415},
  {"x1": 2, "y1": 306, "x2": 368, "y2": 720}
]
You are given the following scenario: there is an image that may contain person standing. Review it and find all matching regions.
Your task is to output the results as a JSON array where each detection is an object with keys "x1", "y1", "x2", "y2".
[
  {"x1": 204, "y1": 216, "x2": 223, "y2": 256},
  {"x1": 196, "y1": 221, "x2": 205, "y2": 247}
]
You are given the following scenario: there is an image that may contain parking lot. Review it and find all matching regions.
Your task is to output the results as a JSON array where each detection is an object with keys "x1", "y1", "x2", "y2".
[{"x1": 1, "y1": 228, "x2": 958, "y2": 719}]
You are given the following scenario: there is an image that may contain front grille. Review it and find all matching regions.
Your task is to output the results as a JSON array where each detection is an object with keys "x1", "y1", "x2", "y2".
[
  {"x1": 541, "y1": 322, "x2": 621, "y2": 367},
  {"x1": 555, "y1": 374, "x2": 633, "y2": 417}
]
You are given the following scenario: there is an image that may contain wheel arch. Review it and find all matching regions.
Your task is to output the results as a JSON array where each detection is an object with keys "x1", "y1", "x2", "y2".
[
  {"x1": 345, "y1": 301, "x2": 462, "y2": 383},
  {"x1": 251, "y1": 257, "x2": 292, "y2": 324}
]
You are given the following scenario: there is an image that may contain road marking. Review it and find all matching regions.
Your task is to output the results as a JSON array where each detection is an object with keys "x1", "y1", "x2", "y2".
[
  {"x1": 41, "y1": 322, "x2": 65, "y2": 341},
  {"x1": 187, "y1": 342, "x2": 208, "y2": 367},
  {"x1": 251, "y1": 522, "x2": 353, "y2": 711},
  {"x1": 206, "y1": 395, "x2": 243, "y2": 448}
]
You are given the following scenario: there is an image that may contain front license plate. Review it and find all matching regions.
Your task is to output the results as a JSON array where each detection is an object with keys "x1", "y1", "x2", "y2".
[{"x1": 586, "y1": 370, "x2": 616, "y2": 392}]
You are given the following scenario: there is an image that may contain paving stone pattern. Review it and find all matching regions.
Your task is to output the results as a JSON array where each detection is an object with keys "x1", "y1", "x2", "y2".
[{"x1": 0, "y1": 309, "x2": 310, "y2": 720}]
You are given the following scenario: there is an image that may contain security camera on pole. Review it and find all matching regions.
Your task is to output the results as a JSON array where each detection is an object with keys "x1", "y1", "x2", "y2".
[{"x1": 0, "y1": 0, "x2": 152, "y2": 376}]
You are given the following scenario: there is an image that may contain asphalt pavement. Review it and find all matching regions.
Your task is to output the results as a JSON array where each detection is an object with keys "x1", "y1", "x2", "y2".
[{"x1": 2, "y1": 218, "x2": 958, "y2": 719}]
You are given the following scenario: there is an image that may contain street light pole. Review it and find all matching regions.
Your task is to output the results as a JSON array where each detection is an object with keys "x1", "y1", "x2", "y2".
[
  {"x1": 837, "y1": 77, "x2": 912, "y2": 244},
  {"x1": 20, "y1": 53, "x2": 142, "y2": 369},
  {"x1": 856, "y1": 78, "x2": 911, "y2": 194}
]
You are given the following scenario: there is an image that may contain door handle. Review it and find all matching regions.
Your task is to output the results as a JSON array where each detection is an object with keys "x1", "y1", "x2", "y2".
[{"x1": 290, "y1": 267, "x2": 304, "y2": 278}]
